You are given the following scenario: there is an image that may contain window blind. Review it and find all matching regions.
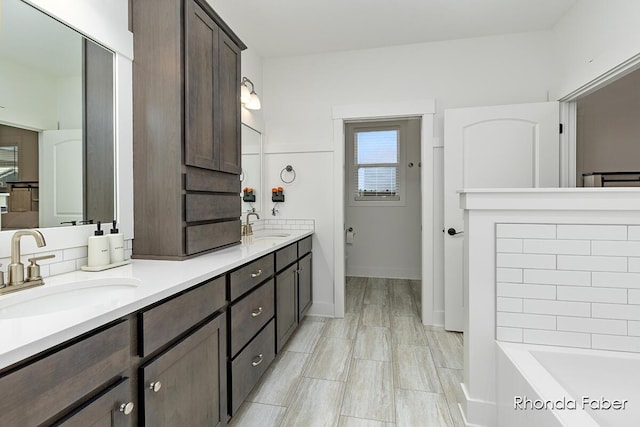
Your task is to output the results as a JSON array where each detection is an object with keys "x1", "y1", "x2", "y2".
[{"x1": 353, "y1": 129, "x2": 400, "y2": 200}]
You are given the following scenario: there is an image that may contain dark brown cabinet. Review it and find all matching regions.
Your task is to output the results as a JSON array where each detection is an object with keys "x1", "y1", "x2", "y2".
[
  {"x1": 132, "y1": 0, "x2": 245, "y2": 258},
  {"x1": 2, "y1": 235, "x2": 312, "y2": 426},
  {"x1": 276, "y1": 263, "x2": 299, "y2": 352},
  {"x1": 140, "y1": 314, "x2": 226, "y2": 427},
  {"x1": 0, "y1": 320, "x2": 131, "y2": 427},
  {"x1": 298, "y1": 253, "x2": 313, "y2": 320},
  {"x1": 275, "y1": 236, "x2": 313, "y2": 352}
]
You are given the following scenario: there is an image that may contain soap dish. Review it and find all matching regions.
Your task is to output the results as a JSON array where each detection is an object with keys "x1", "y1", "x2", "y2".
[{"x1": 81, "y1": 259, "x2": 131, "y2": 272}]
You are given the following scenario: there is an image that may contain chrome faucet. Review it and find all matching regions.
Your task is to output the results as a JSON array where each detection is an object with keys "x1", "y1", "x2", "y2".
[
  {"x1": 243, "y1": 212, "x2": 260, "y2": 236},
  {"x1": 0, "y1": 230, "x2": 55, "y2": 295}
]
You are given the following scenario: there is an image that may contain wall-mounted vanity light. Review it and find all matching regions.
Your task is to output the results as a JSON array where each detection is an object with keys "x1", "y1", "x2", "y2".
[{"x1": 240, "y1": 77, "x2": 261, "y2": 110}]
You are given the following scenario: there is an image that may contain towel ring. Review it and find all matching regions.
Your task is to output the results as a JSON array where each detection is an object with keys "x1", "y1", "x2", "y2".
[{"x1": 280, "y1": 165, "x2": 296, "y2": 184}]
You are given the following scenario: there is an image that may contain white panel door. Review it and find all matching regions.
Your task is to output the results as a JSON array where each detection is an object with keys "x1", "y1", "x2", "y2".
[
  {"x1": 444, "y1": 102, "x2": 559, "y2": 331},
  {"x1": 40, "y1": 130, "x2": 83, "y2": 228}
]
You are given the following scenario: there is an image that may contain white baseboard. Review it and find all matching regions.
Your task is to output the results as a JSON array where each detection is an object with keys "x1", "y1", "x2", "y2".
[
  {"x1": 346, "y1": 266, "x2": 421, "y2": 280},
  {"x1": 306, "y1": 301, "x2": 334, "y2": 318},
  {"x1": 432, "y1": 309, "x2": 445, "y2": 326},
  {"x1": 461, "y1": 382, "x2": 496, "y2": 427}
]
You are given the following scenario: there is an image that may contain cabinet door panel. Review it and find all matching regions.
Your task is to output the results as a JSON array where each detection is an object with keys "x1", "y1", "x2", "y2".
[
  {"x1": 141, "y1": 313, "x2": 226, "y2": 427},
  {"x1": 54, "y1": 378, "x2": 132, "y2": 427},
  {"x1": 185, "y1": 0, "x2": 219, "y2": 171},
  {"x1": 276, "y1": 264, "x2": 298, "y2": 352},
  {"x1": 218, "y1": 30, "x2": 241, "y2": 174},
  {"x1": 298, "y1": 253, "x2": 312, "y2": 320}
]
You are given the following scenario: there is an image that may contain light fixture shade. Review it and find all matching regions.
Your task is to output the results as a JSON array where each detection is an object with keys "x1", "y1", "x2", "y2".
[
  {"x1": 240, "y1": 84, "x2": 251, "y2": 104},
  {"x1": 246, "y1": 92, "x2": 261, "y2": 110}
]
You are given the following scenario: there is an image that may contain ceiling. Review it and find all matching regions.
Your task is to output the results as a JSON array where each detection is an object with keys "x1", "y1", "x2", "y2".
[{"x1": 210, "y1": 0, "x2": 577, "y2": 58}]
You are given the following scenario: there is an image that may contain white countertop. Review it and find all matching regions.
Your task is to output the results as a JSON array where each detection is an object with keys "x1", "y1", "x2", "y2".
[{"x1": 0, "y1": 229, "x2": 312, "y2": 370}]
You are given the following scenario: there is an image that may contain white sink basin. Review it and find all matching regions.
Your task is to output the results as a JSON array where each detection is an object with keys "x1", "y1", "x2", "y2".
[
  {"x1": 244, "y1": 233, "x2": 291, "y2": 246},
  {"x1": 0, "y1": 278, "x2": 141, "y2": 319},
  {"x1": 253, "y1": 233, "x2": 290, "y2": 239}
]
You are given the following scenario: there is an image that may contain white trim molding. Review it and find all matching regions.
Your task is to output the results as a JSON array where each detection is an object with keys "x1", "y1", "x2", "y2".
[{"x1": 332, "y1": 99, "x2": 437, "y2": 325}]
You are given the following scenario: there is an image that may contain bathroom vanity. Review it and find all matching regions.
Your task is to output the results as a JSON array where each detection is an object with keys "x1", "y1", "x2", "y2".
[{"x1": 0, "y1": 230, "x2": 312, "y2": 426}]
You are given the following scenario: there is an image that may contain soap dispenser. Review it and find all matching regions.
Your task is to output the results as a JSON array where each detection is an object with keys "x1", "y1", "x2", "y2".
[
  {"x1": 88, "y1": 221, "x2": 110, "y2": 267},
  {"x1": 108, "y1": 220, "x2": 125, "y2": 263}
]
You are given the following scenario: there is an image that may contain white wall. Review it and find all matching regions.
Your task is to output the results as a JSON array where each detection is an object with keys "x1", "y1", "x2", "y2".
[
  {"x1": 241, "y1": 48, "x2": 265, "y2": 133},
  {"x1": 262, "y1": 31, "x2": 556, "y2": 318},
  {"x1": 0, "y1": 60, "x2": 58, "y2": 130},
  {"x1": 552, "y1": 0, "x2": 640, "y2": 99},
  {"x1": 55, "y1": 75, "x2": 83, "y2": 130}
]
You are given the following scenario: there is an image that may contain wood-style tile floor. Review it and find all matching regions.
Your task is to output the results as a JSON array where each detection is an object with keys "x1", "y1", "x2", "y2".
[{"x1": 230, "y1": 277, "x2": 465, "y2": 427}]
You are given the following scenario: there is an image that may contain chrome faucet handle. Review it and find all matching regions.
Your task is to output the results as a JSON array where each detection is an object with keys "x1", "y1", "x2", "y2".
[{"x1": 26, "y1": 254, "x2": 55, "y2": 282}]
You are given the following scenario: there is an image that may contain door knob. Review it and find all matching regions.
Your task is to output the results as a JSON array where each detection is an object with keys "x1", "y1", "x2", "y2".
[
  {"x1": 149, "y1": 381, "x2": 162, "y2": 392},
  {"x1": 447, "y1": 228, "x2": 463, "y2": 236}
]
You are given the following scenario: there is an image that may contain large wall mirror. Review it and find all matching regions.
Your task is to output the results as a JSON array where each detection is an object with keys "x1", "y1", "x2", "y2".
[
  {"x1": 0, "y1": 0, "x2": 115, "y2": 230},
  {"x1": 241, "y1": 124, "x2": 262, "y2": 215}
]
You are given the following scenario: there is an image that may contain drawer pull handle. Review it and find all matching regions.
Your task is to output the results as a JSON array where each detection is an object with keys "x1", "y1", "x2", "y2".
[
  {"x1": 251, "y1": 269, "x2": 263, "y2": 278},
  {"x1": 149, "y1": 381, "x2": 162, "y2": 393},
  {"x1": 251, "y1": 306, "x2": 263, "y2": 317},
  {"x1": 252, "y1": 354, "x2": 264, "y2": 367},
  {"x1": 119, "y1": 402, "x2": 135, "y2": 415}
]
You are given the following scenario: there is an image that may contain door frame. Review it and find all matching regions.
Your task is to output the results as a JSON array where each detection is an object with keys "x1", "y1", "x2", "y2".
[
  {"x1": 332, "y1": 100, "x2": 436, "y2": 324},
  {"x1": 559, "y1": 55, "x2": 640, "y2": 188}
]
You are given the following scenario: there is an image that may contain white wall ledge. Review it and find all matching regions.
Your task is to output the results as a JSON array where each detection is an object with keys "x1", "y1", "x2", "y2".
[{"x1": 460, "y1": 188, "x2": 640, "y2": 211}]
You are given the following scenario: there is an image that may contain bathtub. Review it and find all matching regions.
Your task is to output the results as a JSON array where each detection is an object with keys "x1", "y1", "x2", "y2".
[{"x1": 497, "y1": 342, "x2": 640, "y2": 427}]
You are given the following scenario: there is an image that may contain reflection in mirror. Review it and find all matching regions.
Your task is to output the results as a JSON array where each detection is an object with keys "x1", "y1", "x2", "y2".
[
  {"x1": 241, "y1": 124, "x2": 262, "y2": 214},
  {"x1": 0, "y1": 0, "x2": 115, "y2": 230}
]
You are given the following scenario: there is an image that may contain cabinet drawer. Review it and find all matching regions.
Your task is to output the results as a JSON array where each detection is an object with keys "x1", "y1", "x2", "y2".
[
  {"x1": 0, "y1": 320, "x2": 130, "y2": 427},
  {"x1": 186, "y1": 220, "x2": 240, "y2": 255},
  {"x1": 298, "y1": 235, "x2": 312, "y2": 257},
  {"x1": 185, "y1": 193, "x2": 240, "y2": 222},
  {"x1": 185, "y1": 166, "x2": 240, "y2": 193},
  {"x1": 229, "y1": 254, "x2": 274, "y2": 300},
  {"x1": 230, "y1": 279, "x2": 275, "y2": 356},
  {"x1": 140, "y1": 276, "x2": 226, "y2": 356},
  {"x1": 275, "y1": 242, "x2": 297, "y2": 272},
  {"x1": 230, "y1": 320, "x2": 275, "y2": 415}
]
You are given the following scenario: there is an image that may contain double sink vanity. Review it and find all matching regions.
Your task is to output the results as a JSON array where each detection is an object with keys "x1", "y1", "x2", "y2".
[{"x1": 0, "y1": 229, "x2": 313, "y2": 426}]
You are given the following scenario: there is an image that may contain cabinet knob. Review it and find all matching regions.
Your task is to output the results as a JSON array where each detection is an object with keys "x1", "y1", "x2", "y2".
[
  {"x1": 252, "y1": 354, "x2": 264, "y2": 367},
  {"x1": 251, "y1": 306, "x2": 263, "y2": 317},
  {"x1": 149, "y1": 381, "x2": 162, "y2": 393},
  {"x1": 119, "y1": 402, "x2": 135, "y2": 415},
  {"x1": 251, "y1": 269, "x2": 262, "y2": 278}
]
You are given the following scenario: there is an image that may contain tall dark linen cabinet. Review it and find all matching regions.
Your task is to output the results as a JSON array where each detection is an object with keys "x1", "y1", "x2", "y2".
[{"x1": 132, "y1": 0, "x2": 246, "y2": 259}]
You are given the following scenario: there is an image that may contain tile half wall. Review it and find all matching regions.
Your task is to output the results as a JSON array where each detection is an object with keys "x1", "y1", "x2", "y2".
[{"x1": 495, "y1": 223, "x2": 640, "y2": 353}]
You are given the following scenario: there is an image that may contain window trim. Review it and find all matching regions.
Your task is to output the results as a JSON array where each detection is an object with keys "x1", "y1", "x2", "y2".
[{"x1": 346, "y1": 120, "x2": 408, "y2": 207}]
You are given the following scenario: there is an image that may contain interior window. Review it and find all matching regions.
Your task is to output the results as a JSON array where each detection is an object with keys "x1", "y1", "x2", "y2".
[{"x1": 346, "y1": 120, "x2": 407, "y2": 204}]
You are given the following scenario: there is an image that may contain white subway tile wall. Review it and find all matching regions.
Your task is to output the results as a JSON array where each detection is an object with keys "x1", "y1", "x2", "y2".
[
  {"x1": 9, "y1": 219, "x2": 315, "y2": 280},
  {"x1": 496, "y1": 223, "x2": 640, "y2": 353}
]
